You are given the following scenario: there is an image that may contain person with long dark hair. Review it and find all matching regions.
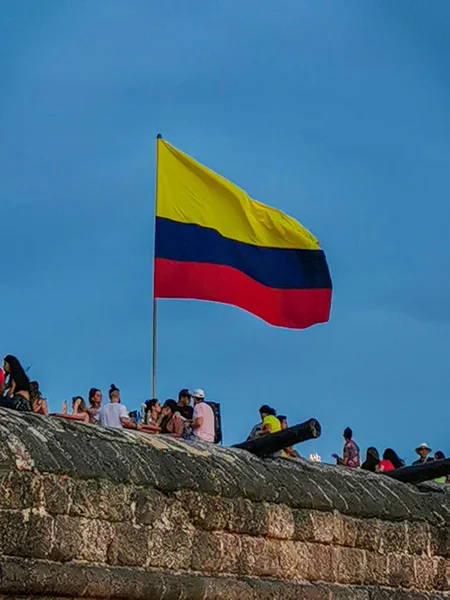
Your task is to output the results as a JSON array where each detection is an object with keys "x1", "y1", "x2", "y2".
[
  {"x1": 0, "y1": 355, "x2": 31, "y2": 411},
  {"x1": 88, "y1": 388, "x2": 102, "y2": 420},
  {"x1": 29, "y1": 381, "x2": 48, "y2": 416},
  {"x1": 361, "y1": 447, "x2": 380, "y2": 472},
  {"x1": 145, "y1": 398, "x2": 162, "y2": 427}
]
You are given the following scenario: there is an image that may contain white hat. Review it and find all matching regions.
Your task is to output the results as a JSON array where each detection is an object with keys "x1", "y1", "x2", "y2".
[
  {"x1": 192, "y1": 389, "x2": 205, "y2": 399},
  {"x1": 415, "y1": 442, "x2": 431, "y2": 454}
]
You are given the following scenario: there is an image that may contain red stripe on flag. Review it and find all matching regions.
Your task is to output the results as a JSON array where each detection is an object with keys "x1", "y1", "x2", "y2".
[{"x1": 154, "y1": 258, "x2": 331, "y2": 329}]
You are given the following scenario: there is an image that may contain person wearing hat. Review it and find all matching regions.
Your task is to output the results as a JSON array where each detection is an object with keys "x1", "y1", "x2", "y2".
[
  {"x1": 191, "y1": 389, "x2": 215, "y2": 442},
  {"x1": 412, "y1": 443, "x2": 434, "y2": 465}
]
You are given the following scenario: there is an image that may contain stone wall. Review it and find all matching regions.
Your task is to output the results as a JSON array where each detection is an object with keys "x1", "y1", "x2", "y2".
[{"x1": 0, "y1": 409, "x2": 448, "y2": 599}]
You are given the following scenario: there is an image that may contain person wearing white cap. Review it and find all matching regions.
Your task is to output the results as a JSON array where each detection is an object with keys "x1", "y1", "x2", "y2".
[
  {"x1": 191, "y1": 389, "x2": 215, "y2": 443},
  {"x1": 412, "y1": 442, "x2": 434, "y2": 466}
]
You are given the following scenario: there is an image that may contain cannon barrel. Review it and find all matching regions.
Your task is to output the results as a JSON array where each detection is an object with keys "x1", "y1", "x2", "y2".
[
  {"x1": 233, "y1": 418, "x2": 321, "y2": 457},
  {"x1": 385, "y1": 458, "x2": 450, "y2": 484}
]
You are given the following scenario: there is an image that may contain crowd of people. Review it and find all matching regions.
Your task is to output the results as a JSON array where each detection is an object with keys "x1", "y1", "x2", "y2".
[
  {"x1": 0, "y1": 355, "x2": 216, "y2": 443},
  {"x1": 333, "y1": 427, "x2": 449, "y2": 483},
  {"x1": 0, "y1": 355, "x2": 448, "y2": 482}
]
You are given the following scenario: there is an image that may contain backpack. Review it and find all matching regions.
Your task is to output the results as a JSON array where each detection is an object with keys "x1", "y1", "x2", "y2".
[{"x1": 206, "y1": 401, "x2": 222, "y2": 444}]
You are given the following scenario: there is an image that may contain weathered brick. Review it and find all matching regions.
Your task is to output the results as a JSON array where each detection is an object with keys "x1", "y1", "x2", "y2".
[
  {"x1": 0, "y1": 510, "x2": 27, "y2": 555},
  {"x1": 108, "y1": 522, "x2": 148, "y2": 567},
  {"x1": 51, "y1": 515, "x2": 85, "y2": 562},
  {"x1": 334, "y1": 547, "x2": 366, "y2": 584},
  {"x1": 42, "y1": 474, "x2": 72, "y2": 514},
  {"x1": 24, "y1": 511, "x2": 54, "y2": 558},
  {"x1": 266, "y1": 503, "x2": 295, "y2": 540},
  {"x1": 133, "y1": 487, "x2": 170, "y2": 525},
  {"x1": 380, "y1": 521, "x2": 408, "y2": 554},
  {"x1": 192, "y1": 530, "x2": 241, "y2": 573},
  {"x1": 173, "y1": 490, "x2": 225, "y2": 531},
  {"x1": 80, "y1": 519, "x2": 115, "y2": 563},
  {"x1": 388, "y1": 553, "x2": 415, "y2": 588},
  {"x1": 225, "y1": 497, "x2": 269, "y2": 536},
  {"x1": 407, "y1": 520, "x2": 431, "y2": 556},
  {"x1": 364, "y1": 551, "x2": 389, "y2": 586},
  {"x1": 0, "y1": 471, "x2": 42, "y2": 510},
  {"x1": 415, "y1": 556, "x2": 438, "y2": 590},
  {"x1": 240, "y1": 536, "x2": 282, "y2": 577},
  {"x1": 310, "y1": 510, "x2": 334, "y2": 543},
  {"x1": 149, "y1": 527, "x2": 194, "y2": 570},
  {"x1": 306, "y1": 543, "x2": 335, "y2": 582},
  {"x1": 292, "y1": 508, "x2": 314, "y2": 542},
  {"x1": 70, "y1": 479, "x2": 132, "y2": 522}
]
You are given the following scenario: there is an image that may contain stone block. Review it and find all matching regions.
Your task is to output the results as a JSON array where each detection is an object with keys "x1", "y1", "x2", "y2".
[
  {"x1": 172, "y1": 490, "x2": 226, "y2": 531},
  {"x1": 414, "y1": 556, "x2": 437, "y2": 590},
  {"x1": 306, "y1": 542, "x2": 336, "y2": 582},
  {"x1": 225, "y1": 497, "x2": 269, "y2": 536},
  {"x1": 24, "y1": 511, "x2": 54, "y2": 558},
  {"x1": 433, "y1": 556, "x2": 449, "y2": 590},
  {"x1": 266, "y1": 503, "x2": 295, "y2": 540},
  {"x1": 192, "y1": 530, "x2": 241, "y2": 574},
  {"x1": 133, "y1": 487, "x2": 171, "y2": 525},
  {"x1": 70, "y1": 479, "x2": 132, "y2": 522},
  {"x1": 292, "y1": 508, "x2": 314, "y2": 542},
  {"x1": 42, "y1": 474, "x2": 72, "y2": 514},
  {"x1": 51, "y1": 515, "x2": 85, "y2": 562},
  {"x1": 334, "y1": 546, "x2": 367, "y2": 584},
  {"x1": 380, "y1": 521, "x2": 408, "y2": 554},
  {"x1": 79, "y1": 519, "x2": 115, "y2": 563},
  {"x1": 310, "y1": 510, "x2": 334, "y2": 544},
  {"x1": 353, "y1": 518, "x2": 382, "y2": 552},
  {"x1": 148, "y1": 527, "x2": 194, "y2": 570},
  {"x1": 407, "y1": 520, "x2": 431, "y2": 556},
  {"x1": 0, "y1": 510, "x2": 27, "y2": 555},
  {"x1": 108, "y1": 522, "x2": 149, "y2": 567},
  {"x1": 240, "y1": 536, "x2": 282, "y2": 577},
  {"x1": 0, "y1": 471, "x2": 42, "y2": 510},
  {"x1": 364, "y1": 551, "x2": 389, "y2": 586},
  {"x1": 387, "y1": 553, "x2": 415, "y2": 588}
]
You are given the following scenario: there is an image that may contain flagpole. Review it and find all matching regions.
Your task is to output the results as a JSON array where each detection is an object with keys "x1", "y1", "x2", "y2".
[{"x1": 152, "y1": 134, "x2": 162, "y2": 399}]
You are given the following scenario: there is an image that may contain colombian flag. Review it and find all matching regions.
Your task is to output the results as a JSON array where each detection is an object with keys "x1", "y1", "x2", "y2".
[{"x1": 154, "y1": 139, "x2": 332, "y2": 329}]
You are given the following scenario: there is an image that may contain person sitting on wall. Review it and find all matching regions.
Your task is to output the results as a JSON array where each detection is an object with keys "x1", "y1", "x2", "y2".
[
  {"x1": 332, "y1": 427, "x2": 360, "y2": 468},
  {"x1": 88, "y1": 388, "x2": 103, "y2": 420},
  {"x1": 361, "y1": 447, "x2": 380, "y2": 472},
  {"x1": 160, "y1": 400, "x2": 183, "y2": 438},
  {"x1": 177, "y1": 389, "x2": 194, "y2": 420},
  {"x1": 412, "y1": 443, "x2": 434, "y2": 465},
  {"x1": 259, "y1": 405, "x2": 281, "y2": 434},
  {"x1": 96, "y1": 384, "x2": 139, "y2": 430},
  {"x1": 29, "y1": 381, "x2": 48, "y2": 416},
  {"x1": 144, "y1": 398, "x2": 162, "y2": 429},
  {"x1": 192, "y1": 389, "x2": 215, "y2": 443},
  {"x1": 71, "y1": 396, "x2": 91, "y2": 424},
  {"x1": 0, "y1": 365, "x2": 4, "y2": 397},
  {"x1": 278, "y1": 415, "x2": 300, "y2": 458},
  {"x1": 0, "y1": 355, "x2": 31, "y2": 412}
]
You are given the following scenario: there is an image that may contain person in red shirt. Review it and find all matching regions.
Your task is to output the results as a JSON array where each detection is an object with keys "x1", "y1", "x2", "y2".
[{"x1": 377, "y1": 448, "x2": 404, "y2": 472}]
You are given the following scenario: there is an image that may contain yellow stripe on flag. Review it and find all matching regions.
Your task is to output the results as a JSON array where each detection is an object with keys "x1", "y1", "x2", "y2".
[{"x1": 156, "y1": 139, "x2": 320, "y2": 250}]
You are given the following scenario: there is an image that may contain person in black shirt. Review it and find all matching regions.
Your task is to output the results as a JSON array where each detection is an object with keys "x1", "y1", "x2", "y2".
[{"x1": 177, "y1": 389, "x2": 194, "y2": 420}]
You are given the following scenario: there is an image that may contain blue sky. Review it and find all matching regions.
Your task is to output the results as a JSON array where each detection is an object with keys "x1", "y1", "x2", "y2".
[{"x1": 2, "y1": 0, "x2": 449, "y2": 463}]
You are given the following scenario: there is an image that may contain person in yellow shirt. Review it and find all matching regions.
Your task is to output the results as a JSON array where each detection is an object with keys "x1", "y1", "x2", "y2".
[{"x1": 259, "y1": 405, "x2": 281, "y2": 434}]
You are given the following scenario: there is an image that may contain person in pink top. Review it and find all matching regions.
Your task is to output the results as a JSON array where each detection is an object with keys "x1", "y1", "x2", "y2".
[{"x1": 191, "y1": 389, "x2": 215, "y2": 442}]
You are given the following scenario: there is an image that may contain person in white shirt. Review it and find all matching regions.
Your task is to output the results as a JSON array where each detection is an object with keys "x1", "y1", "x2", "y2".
[
  {"x1": 191, "y1": 389, "x2": 215, "y2": 442},
  {"x1": 97, "y1": 384, "x2": 137, "y2": 430}
]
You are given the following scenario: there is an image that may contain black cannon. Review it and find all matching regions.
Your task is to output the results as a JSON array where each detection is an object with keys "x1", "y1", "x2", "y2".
[
  {"x1": 233, "y1": 418, "x2": 321, "y2": 458},
  {"x1": 385, "y1": 458, "x2": 450, "y2": 485}
]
